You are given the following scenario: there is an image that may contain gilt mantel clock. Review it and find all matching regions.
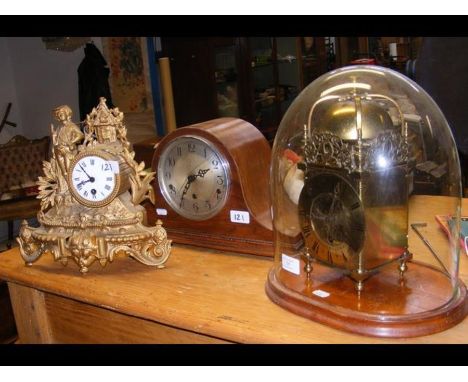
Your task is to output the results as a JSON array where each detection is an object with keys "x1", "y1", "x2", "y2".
[
  {"x1": 148, "y1": 118, "x2": 275, "y2": 256},
  {"x1": 17, "y1": 98, "x2": 172, "y2": 273}
]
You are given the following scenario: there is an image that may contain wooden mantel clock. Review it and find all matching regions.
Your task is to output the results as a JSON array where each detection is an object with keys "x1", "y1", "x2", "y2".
[
  {"x1": 148, "y1": 118, "x2": 274, "y2": 256},
  {"x1": 17, "y1": 98, "x2": 172, "y2": 273}
]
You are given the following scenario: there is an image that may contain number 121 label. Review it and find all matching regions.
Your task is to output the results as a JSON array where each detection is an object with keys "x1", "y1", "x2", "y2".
[{"x1": 230, "y1": 210, "x2": 250, "y2": 224}]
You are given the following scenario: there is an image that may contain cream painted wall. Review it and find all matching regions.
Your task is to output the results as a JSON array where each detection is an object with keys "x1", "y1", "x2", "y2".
[
  {"x1": 0, "y1": 37, "x2": 104, "y2": 243},
  {"x1": 6, "y1": 37, "x2": 103, "y2": 139},
  {"x1": 0, "y1": 38, "x2": 24, "y2": 144}
]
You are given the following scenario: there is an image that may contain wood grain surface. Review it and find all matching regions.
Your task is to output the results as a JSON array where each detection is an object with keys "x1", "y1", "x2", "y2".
[
  {"x1": 147, "y1": 118, "x2": 275, "y2": 256},
  {"x1": 0, "y1": 196, "x2": 467, "y2": 343}
]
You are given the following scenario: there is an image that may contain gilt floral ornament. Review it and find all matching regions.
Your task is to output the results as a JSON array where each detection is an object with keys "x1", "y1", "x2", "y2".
[{"x1": 17, "y1": 98, "x2": 171, "y2": 273}]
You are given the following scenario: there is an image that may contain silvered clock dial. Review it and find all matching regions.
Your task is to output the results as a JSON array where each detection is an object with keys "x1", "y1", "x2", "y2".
[{"x1": 157, "y1": 136, "x2": 230, "y2": 220}]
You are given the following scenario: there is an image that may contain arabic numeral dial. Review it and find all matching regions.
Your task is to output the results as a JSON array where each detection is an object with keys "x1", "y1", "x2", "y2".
[{"x1": 158, "y1": 136, "x2": 230, "y2": 221}]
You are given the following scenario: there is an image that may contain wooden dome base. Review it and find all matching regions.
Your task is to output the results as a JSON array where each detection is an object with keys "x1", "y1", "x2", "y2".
[{"x1": 265, "y1": 261, "x2": 468, "y2": 338}]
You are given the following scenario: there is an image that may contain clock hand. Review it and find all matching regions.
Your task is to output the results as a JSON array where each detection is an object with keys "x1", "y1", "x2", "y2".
[
  {"x1": 188, "y1": 155, "x2": 215, "y2": 178},
  {"x1": 79, "y1": 164, "x2": 95, "y2": 182},
  {"x1": 176, "y1": 155, "x2": 216, "y2": 195},
  {"x1": 179, "y1": 174, "x2": 197, "y2": 207},
  {"x1": 176, "y1": 159, "x2": 214, "y2": 195},
  {"x1": 195, "y1": 168, "x2": 210, "y2": 178},
  {"x1": 178, "y1": 169, "x2": 211, "y2": 207},
  {"x1": 76, "y1": 179, "x2": 92, "y2": 188},
  {"x1": 325, "y1": 183, "x2": 345, "y2": 244},
  {"x1": 327, "y1": 182, "x2": 342, "y2": 217}
]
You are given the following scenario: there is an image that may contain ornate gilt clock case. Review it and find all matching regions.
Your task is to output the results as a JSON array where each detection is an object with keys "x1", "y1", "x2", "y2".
[
  {"x1": 266, "y1": 66, "x2": 467, "y2": 337},
  {"x1": 17, "y1": 98, "x2": 171, "y2": 273}
]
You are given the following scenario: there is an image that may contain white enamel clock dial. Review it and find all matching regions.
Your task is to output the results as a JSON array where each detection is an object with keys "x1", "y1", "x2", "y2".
[
  {"x1": 158, "y1": 136, "x2": 230, "y2": 220},
  {"x1": 69, "y1": 153, "x2": 120, "y2": 207}
]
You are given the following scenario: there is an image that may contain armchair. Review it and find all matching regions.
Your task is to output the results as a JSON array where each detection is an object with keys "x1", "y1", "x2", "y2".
[{"x1": 0, "y1": 135, "x2": 50, "y2": 248}]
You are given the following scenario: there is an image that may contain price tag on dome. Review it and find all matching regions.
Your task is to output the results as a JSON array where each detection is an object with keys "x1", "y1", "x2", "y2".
[
  {"x1": 109, "y1": 160, "x2": 119, "y2": 174},
  {"x1": 281, "y1": 253, "x2": 300, "y2": 275},
  {"x1": 230, "y1": 210, "x2": 250, "y2": 224},
  {"x1": 312, "y1": 289, "x2": 330, "y2": 298}
]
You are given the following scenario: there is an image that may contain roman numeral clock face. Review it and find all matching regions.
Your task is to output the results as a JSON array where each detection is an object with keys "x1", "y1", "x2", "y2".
[
  {"x1": 299, "y1": 172, "x2": 366, "y2": 269},
  {"x1": 158, "y1": 136, "x2": 230, "y2": 220},
  {"x1": 69, "y1": 154, "x2": 119, "y2": 207}
]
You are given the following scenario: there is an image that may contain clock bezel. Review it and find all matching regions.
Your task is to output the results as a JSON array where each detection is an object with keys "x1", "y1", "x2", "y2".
[
  {"x1": 157, "y1": 134, "x2": 231, "y2": 221},
  {"x1": 68, "y1": 149, "x2": 121, "y2": 208}
]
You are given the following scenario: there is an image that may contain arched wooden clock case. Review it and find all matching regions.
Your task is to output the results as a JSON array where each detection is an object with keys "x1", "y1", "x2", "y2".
[{"x1": 148, "y1": 118, "x2": 274, "y2": 256}]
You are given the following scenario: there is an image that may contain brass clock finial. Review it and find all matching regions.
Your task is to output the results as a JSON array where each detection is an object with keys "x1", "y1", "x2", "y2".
[{"x1": 17, "y1": 100, "x2": 172, "y2": 273}]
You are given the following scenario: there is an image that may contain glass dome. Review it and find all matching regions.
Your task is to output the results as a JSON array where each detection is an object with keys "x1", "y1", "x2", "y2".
[{"x1": 266, "y1": 65, "x2": 467, "y2": 337}]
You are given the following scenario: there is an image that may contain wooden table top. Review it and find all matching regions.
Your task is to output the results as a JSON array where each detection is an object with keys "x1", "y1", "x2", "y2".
[{"x1": 0, "y1": 195, "x2": 467, "y2": 344}]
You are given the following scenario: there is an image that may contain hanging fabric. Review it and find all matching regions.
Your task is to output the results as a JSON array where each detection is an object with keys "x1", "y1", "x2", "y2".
[{"x1": 78, "y1": 42, "x2": 114, "y2": 121}]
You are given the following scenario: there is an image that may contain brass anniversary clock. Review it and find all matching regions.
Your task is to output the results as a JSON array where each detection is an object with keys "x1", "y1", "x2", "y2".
[
  {"x1": 148, "y1": 118, "x2": 274, "y2": 256},
  {"x1": 17, "y1": 98, "x2": 172, "y2": 273},
  {"x1": 266, "y1": 66, "x2": 467, "y2": 337}
]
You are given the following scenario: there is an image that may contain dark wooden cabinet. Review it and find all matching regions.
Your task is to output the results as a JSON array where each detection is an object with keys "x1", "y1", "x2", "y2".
[
  {"x1": 160, "y1": 37, "x2": 329, "y2": 142},
  {"x1": 161, "y1": 38, "x2": 220, "y2": 127},
  {"x1": 335, "y1": 37, "x2": 422, "y2": 74},
  {"x1": 159, "y1": 37, "x2": 421, "y2": 141}
]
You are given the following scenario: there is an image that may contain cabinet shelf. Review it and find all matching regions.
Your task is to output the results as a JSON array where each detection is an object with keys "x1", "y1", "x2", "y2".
[
  {"x1": 162, "y1": 36, "x2": 329, "y2": 142},
  {"x1": 251, "y1": 62, "x2": 273, "y2": 69},
  {"x1": 216, "y1": 79, "x2": 237, "y2": 85},
  {"x1": 277, "y1": 58, "x2": 297, "y2": 64},
  {"x1": 254, "y1": 98, "x2": 276, "y2": 106}
]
